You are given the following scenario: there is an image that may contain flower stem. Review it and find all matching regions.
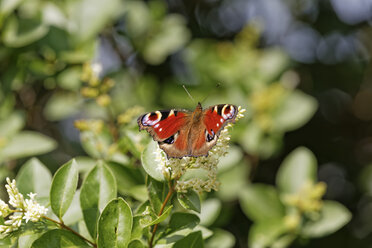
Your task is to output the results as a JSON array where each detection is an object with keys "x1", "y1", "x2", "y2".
[
  {"x1": 149, "y1": 180, "x2": 175, "y2": 248},
  {"x1": 42, "y1": 216, "x2": 97, "y2": 248}
]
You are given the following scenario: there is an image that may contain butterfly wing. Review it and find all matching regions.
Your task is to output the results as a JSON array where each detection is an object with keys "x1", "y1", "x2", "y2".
[
  {"x1": 189, "y1": 104, "x2": 238, "y2": 157},
  {"x1": 138, "y1": 109, "x2": 192, "y2": 158}
]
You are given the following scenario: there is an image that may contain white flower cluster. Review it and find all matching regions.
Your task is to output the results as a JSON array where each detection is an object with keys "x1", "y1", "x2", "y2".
[
  {"x1": 156, "y1": 106, "x2": 246, "y2": 194},
  {"x1": 0, "y1": 178, "x2": 48, "y2": 234}
]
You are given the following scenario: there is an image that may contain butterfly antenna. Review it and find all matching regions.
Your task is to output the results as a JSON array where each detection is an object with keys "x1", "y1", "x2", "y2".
[
  {"x1": 200, "y1": 83, "x2": 221, "y2": 104},
  {"x1": 183, "y1": 85, "x2": 196, "y2": 104}
]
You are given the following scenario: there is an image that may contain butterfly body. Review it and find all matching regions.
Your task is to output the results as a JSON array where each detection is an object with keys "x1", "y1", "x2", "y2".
[{"x1": 138, "y1": 103, "x2": 237, "y2": 158}]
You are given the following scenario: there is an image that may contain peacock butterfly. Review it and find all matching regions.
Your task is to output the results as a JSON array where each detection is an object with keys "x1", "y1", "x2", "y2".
[{"x1": 137, "y1": 103, "x2": 238, "y2": 158}]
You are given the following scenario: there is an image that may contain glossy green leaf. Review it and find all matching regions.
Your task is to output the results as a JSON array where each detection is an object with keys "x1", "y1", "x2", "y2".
[
  {"x1": 80, "y1": 161, "x2": 117, "y2": 238},
  {"x1": 276, "y1": 147, "x2": 317, "y2": 194},
  {"x1": 97, "y1": 198, "x2": 133, "y2": 248},
  {"x1": 62, "y1": 190, "x2": 83, "y2": 226},
  {"x1": 140, "y1": 205, "x2": 172, "y2": 227},
  {"x1": 0, "y1": 131, "x2": 57, "y2": 161},
  {"x1": 302, "y1": 201, "x2": 351, "y2": 238},
  {"x1": 239, "y1": 184, "x2": 285, "y2": 222},
  {"x1": 177, "y1": 190, "x2": 201, "y2": 213},
  {"x1": 141, "y1": 141, "x2": 165, "y2": 181},
  {"x1": 205, "y1": 229, "x2": 235, "y2": 248},
  {"x1": 147, "y1": 176, "x2": 169, "y2": 213},
  {"x1": 173, "y1": 231, "x2": 204, "y2": 248},
  {"x1": 50, "y1": 159, "x2": 79, "y2": 219},
  {"x1": 248, "y1": 218, "x2": 287, "y2": 248},
  {"x1": 16, "y1": 158, "x2": 52, "y2": 203},
  {"x1": 168, "y1": 212, "x2": 200, "y2": 232},
  {"x1": 128, "y1": 240, "x2": 145, "y2": 248},
  {"x1": 31, "y1": 229, "x2": 90, "y2": 248}
]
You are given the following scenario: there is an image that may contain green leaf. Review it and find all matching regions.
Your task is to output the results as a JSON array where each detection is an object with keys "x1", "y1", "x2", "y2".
[
  {"x1": 177, "y1": 190, "x2": 201, "y2": 213},
  {"x1": 67, "y1": 0, "x2": 123, "y2": 43},
  {"x1": 62, "y1": 189, "x2": 83, "y2": 226},
  {"x1": 16, "y1": 158, "x2": 52, "y2": 203},
  {"x1": 0, "y1": 131, "x2": 57, "y2": 161},
  {"x1": 173, "y1": 231, "x2": 204, "y2": 248},
  {"x1": 168, "y1": 213, "x2": 200, "y2": 233},
  {"x1": 43, "y1": 92, "x2": 82, "y2": 121},
  {"x1": 199, "y1": 198, "x2": 221, "y2": 226},
  {"x1": 141, "y1": 141, "x2": 165, "y2": 181},
  {"x1": 98, "y1": 198, "x2": 133, "y2": 248},
  {"x1": 31, "y1": 229, "x2": 90, "y2": 248},
  {"x1": 0, "y1": 111, "x2": 24, "y2": 137},
  {"x1": 276, "y1": 147, "x2": 317, "y2": 194},
  {"x1": 50, "y1": 159, "x2": 79, "y2": 219},
  {"x1": 2, "y1": 16, "x2": 49, "y2": 47},
  {"x1": 274, "y1": 90, "x2": 317, "y2": 132},
  {"x1": 57, "y1": 67, "x2": 82, "y2": 91},
  {"x1": 217, "y1": 163, "x2": 249, "y2": 201},
  {"x1": 143, "y1": 15, "x2": 190, "y2": 65},
  {"x1": 239, "y1": 184, "x2": 285, "y2": 222},
  {"x1": 18, "y1": 233, "x2": 43, "y2": 248},
  {"x1": 107, "y1": 161, "x2": 144, "y2": 197},
  {"x1": 140, "y1": 205, "x2": 173, "y2": 227},
  {"x1": 80, "y1": 161, "x2": 117, "y2": 238},
  {"x1": 128, "y1": 239, "x2": 145, "y2": 248},
  {"x1": 205, "y1": 229, "x2": 235, "y2": 248},
  {"x1": 147, "y1": 176, "x2": 169, "y2": 214},
  {"x1": 302, "y1": 201, "x2": 351, "y2": 238},
  {"x1": 248, "y1": 218, "x2": 287, "y2": 248}
]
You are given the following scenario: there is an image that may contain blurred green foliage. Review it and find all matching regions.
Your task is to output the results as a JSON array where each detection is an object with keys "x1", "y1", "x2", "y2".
[{"x1": 1, "y1": 0, "x2": 371, "y2": 247}]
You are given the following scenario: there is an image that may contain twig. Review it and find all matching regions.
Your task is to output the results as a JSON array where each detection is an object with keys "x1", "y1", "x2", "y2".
[
  {"x1": 42, "y1": 216, "x2": 97, "y2": 248},
  {"x1": 148, "y1": 181, "x2": 175, "y2": 248}
]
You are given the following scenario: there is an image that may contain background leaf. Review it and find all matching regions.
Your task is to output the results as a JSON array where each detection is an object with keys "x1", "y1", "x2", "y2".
[
  {"x1": 276, "y1": 147, "x2": 317, "y2": 194},
  {"x1": 302, "y1": 201, "x2": 351, "y2": 238},
  {"x1": 0, "y1": 131, "x2": 57, "y2": 162},
  {"x1": 239, "y1": 184, "x2": 285, "y2": 222}
]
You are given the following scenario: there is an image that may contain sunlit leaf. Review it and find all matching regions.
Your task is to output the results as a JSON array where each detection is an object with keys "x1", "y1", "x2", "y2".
[
  {"x1": 141, "y1": 141, "x2": 165, "y2": 181},
  {"x1": 177, "y1": 190, "x2": 201, "y2": 213},
  {"x1": 31, "y1": 229, "x2": 90, "y2": 248},
  {"x1": 50, "y1": 159, "x2": 79, "y2": 219},
  {"x1": 80, "y1": 161, "x2": 117, "y2": 238},
  {"x1": 97, "y1": 198, "x2": 133, "y2": 248},
  {"x1": 16, "y1": 158, "x2": 52, "y2": 203}
]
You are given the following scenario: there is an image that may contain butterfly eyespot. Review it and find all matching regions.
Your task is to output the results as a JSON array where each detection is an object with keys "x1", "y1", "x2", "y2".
[
  {"x1": 163, "y1": 135, "x2": 175, "y2": 144},
  {"x1": 206, "y1": 130, "x2": 215, "y2": 142}
]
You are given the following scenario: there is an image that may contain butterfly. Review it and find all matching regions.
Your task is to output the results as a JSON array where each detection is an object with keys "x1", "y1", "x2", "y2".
[{"x1": 137, "y1": 103, "x2": 238, "y2": 158}]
